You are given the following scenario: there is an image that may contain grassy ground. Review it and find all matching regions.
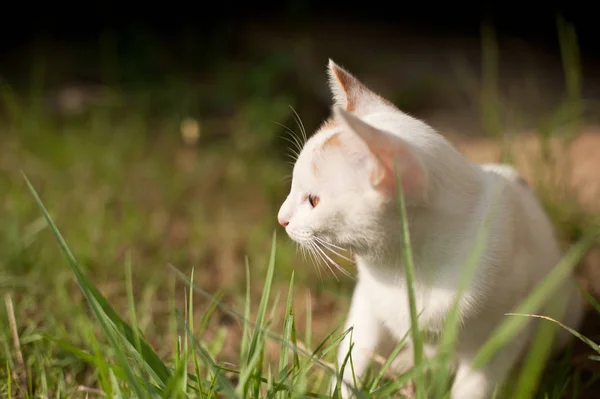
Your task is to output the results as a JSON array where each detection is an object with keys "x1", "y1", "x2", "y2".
[
  {"x1": 2, "y1": 23, "x2": 600, "y2": 398},
  {"x1": 0, "y1": 57, "x2": 359, "y2": 398}
]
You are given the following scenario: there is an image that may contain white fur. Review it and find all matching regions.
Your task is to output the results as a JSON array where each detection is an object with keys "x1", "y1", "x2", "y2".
[{"x1": 277, "y1": 60, "x2": 584, "y2": 398}]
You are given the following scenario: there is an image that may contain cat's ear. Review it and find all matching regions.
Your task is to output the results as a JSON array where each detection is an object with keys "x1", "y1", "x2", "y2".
[
  {"x1": 334, "y1": 106, "x2": 427, "y2": 202},
  {"x1": 327, "y1": 59, "x2": 383, "y2": 112}
]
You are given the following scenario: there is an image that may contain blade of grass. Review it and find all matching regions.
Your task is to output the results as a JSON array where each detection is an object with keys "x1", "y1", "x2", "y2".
[
  {"x1": 241, "y1": 257, "x2": 252, "y2": 361},
  {"x1": 23, "y1": 172, "x2": 171, "y2": 388},
  {"x1": 511, "y1": 297, "x2": 567, "y2": 399},
  {"x1": 175, "y1": 311, "x2": 239, "y2": 398},
  {"x1": 4, "y1": 293, "x2": 25, "y2": 393},
  {"x1": 248, "y1": 231, "x2": 277, "y2": 363},
  {"x1": 235, "y1": 332, "x2": 266, "y2": 397},
  {"x1": 290, "y1": 309, "x2": 301, "y2": 371},
  {"x1": 162, "y1": 351, "x2": 190, "y2": 399},
  {"x1": 184, "y1": 269, "x2": 197, "y2": 392},
  {"x1": 332, "y1": 340, "x2": 370, "y2": 399},
  {"x1": 47, "y1": 332, "x2": 169, "y2": 395},
  {"x1": 577, "y1": 282, "x2": 600, "y2": 314},
  {"x1": 305, "y1": 293, "x2": 312, "y2": 351},
  {"x1": 247, "y1": 235, "x2": 279, "y2": 398},
  {"x1": 290, "y1": 317, "x2": 306, "y2": 398},
  {"x1": 188, "y1": 267, "x2": 204, "y2": 395},
  {"x1": 368, "y1": 331, "x2": 410, "y2": 390},
  {"x1": 6, "y1": 361, "x2": 12, "y2": 399},
  {"x1": 267, "y1": 291, "x2": 282, "y2": 338},
  {"x1": 276, "y1": 326, "x2": 355, "y2": 398},
  {"x1": 37, "y1": 351, "x2": 48, "y2": 398},
  {"x1": 125, "y1": 251, "x2": 142, "y2": 356},
  {"x1": 109, "y1": 369, "x2": 123, "y2": 398},
  {"x1": 267, "y1": 365, "x2": 274, "y2": 394},
  {"x1": 86, "y1": 292, "x2": 148, "y2": 397},
  {"x1": 24, "y1": 173, "x2": 148, "y2": 396},
  {"x1": 334, "y1": 341, "x2": 355, "y2": 397},
  {"x1": 168, "y1": 274, "x2": 177, "y2": 359},
  {"x1": 395, "y1": 162, "x2": 425, "y2": 399},
  {"x1": 326, "y1": 336, "x2": 370, "y2": 399},
  {"x1": 371, "y1": 356, "x2": 442, "y2": 398},
  {"x1": 43, "y1": 334, "x2": 124, "y2": 378},
  {"x1": 506, "y1": 313, "x2": 600, "y2": 354},
  {"x1": 85, "y1": 324, "x2": 113, "y2": 396},
  {"x1": 277, "y1": 271, "x2": 295, "y2": 398},
  {"x1": 296, "y1": 327, "x2": 350, "y2": 377},
  {"x1": 169, "y1": 262, "x2": 345, "y2": 378}
]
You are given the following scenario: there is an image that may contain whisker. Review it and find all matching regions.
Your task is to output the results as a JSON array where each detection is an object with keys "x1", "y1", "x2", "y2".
[
  {"x1": 313, "y1": 237, "x2": 347, "y2": 252},
  {"x1": 289, "y1": 132, "x2": 304, "y2": 154},
  {"x1": 289, "y1": 106, "x2": 308, "y2": 145},
  {"x1": 307, "y1": 241, "x2": 327, "y2": 275},
  {"x1": 297, "y1": 242, "x2": 305, "y2": 262},
  {"x1": 299, "y1": 242, "x2": 308, "y2": 264},
  {"x1": 297, "y1": 242, "x2": 311, "y2": 273},
  {"x1": 320, "y1": 245, "x2": 355, "y2": 264},
  {"x1": 276, "y1": 122, "x2": 304, "y2": 154},
  {"x1": 283, "y1": 141, "x2": 300, "y2": 163},
  {"x1": 305, "y1": 243, "x2": 324, "y2": 280},
  {"x1": 286, "y1": 152, "x2": 299, "y2": 163},
  {"x1": 281, "y1": 173, "x2": 293, "y2": 182},
  {"x1": 283, "y1": 145, "x2": 300, "y2": 158},
  {"x1": 275, "y1": 120, "x2": 302, "y2": 144},
  {"x1": 280, "y1": 135, "x2": 302, "y2": 155},
  {"x1": 282, "y1": 144, "x2": 300, "y2": 162},
  {"x1": 314, "y1": 237, "x2": 355, "y2": 263},
  {"x1": 313, "y1": 242, "x2": 353, "y2": 280},
  {"x1": 310, "y1": 241, "x2": 339, "y2": 281}
]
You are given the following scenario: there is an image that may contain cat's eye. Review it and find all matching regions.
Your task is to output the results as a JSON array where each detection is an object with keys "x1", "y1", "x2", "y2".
[{"x1": 308, "y1": 195, "x2": 320, "y2": 208}]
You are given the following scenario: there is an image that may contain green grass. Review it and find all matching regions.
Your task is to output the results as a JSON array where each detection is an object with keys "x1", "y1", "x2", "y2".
[
  {"x1": 2, "y1": 19, "x2": 600, "y2": 399},
  {"x1": 4, "y1": 159, "x2": 599, "y2": 398}
]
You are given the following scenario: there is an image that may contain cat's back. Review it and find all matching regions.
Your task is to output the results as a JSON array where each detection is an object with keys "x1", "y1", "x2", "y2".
[
  {"x1": 480, "y1": 163, "x2": 528, "y2": 187},
  {"x1": 481, "y1": 162, "x2": 558, "y2": 249},
  {"x1": 480, "y1": 162, "x2": 562, "y2": 287},
  {"x1": 479, "y1": 162, "x2": 584, "y2": 348}
]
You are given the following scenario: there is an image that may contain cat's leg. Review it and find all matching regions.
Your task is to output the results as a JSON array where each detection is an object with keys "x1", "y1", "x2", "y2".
[
  {"x1": 331, "y1": 281, "x2": 382, "y2": 398},
  {"x1": 451, "y1": 337, "x2": 529, "y2": 399},
  {"x1": 450, "y1": 361, "x2": 492, "y2": 399},
  {"x1": 385, "y1": 340, "x2": 438, "y2": 375}
]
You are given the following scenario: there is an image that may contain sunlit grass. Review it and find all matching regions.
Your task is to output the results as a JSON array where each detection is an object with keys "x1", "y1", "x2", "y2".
[{"x1": 4, "y1": 163, "x2": 597, "y2": 398}]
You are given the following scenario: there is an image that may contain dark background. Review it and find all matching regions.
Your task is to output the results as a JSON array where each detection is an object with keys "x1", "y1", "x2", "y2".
[
  {"x1": 2, "y1": 1, "x2": 597, "y2": 144},
  {"x1": 1, "y1": 2, "x2": 598, "y2": 62}
]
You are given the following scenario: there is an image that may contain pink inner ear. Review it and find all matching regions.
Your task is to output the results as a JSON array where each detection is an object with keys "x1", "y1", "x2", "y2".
[
  {"x1": 368, "y1": 138, "x2": 424, "y2": 200},
  {"x1": 328, "y1": 62, "x2": 363, "y2": 111},
  {"x1": 333, "y1": 107, "x2": 426, "y2": 201}
]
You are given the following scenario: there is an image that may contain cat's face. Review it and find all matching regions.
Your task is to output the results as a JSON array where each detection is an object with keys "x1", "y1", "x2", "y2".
[
  {"x1": 278, "y1": 60, "x2": 428, "y2": 254},
  {"x1": 277, "y1": 121, "x2": 381, "y2": 251}
]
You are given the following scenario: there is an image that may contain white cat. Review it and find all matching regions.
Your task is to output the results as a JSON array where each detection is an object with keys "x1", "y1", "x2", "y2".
[{"x1": 277, "y1": 60, "x2": 584, "y2": 398}]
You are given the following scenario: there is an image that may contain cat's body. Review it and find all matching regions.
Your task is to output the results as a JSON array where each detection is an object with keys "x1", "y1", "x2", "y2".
[{"x1": 277, "y1": 60, "x2": 583, "y2": 398}]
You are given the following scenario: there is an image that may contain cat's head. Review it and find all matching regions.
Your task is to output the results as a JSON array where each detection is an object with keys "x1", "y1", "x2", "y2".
[{"x1": 277, "y1": 60, "x2": 435, "y2": 254}]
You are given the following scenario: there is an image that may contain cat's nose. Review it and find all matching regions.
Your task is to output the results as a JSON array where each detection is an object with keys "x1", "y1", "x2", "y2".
[
  {"x1": 278, "y1": 217, "x2": 289, "y2": 227},
  {"x1": 277, "y1": 200, "x2": 291, "y2": 227}
]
